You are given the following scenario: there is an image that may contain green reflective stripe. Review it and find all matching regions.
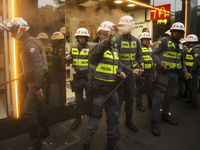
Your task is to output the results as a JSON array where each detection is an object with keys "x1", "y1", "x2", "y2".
[
  {"x1": 94, "y1": 77, "x2": 115, "y2": 82},
  {"x1": 177, "y1": 53, "x2": 182, "y2": 59},
  {"x1": 44, "y1": 46, "x2": 53, "y2": 52},
  {"x1": 168, "y1": 41, "x2": 175, "y2": 49},
  {"x1": 104, "y1": 50, "x2": 114, "y2": 59},
  {"x1": 96, "y1": 63, "x2": 118, "y2": 74},
  {"x1": 131, "y1": 53, "x2": 136, "y2": 60},
  {"x1": 121, "y1": 41, "x2": 130, "y2": 48},
  {"x1": 143, "y1": 55, "x2": 152, "y2": 61},
  {"x1": 177, "y1": 63, "x2": 182, "y2": 69},
  {"x1": 188, "y1": 48, "x2": 193, "y2": 53},
  {"x1": 186, "y1": 54, "x2": 194, "y2": 60},
  {"x1": 120, "y1": 54, "x2": 130, "y2": 60},
  {"x1": 133, "y1": 63, "x2": 138, "y2": 68},
  {"x1": 71, "y1": 48, "x2": 79, "y2": 55},
  {"x1": 73, "y1": 59, "x2": 78, "y2": 65},
  {"x1": 79, "y1": 59, "x2": 88, "y2": 66},
  {"x1": 80, "y1": 49, "x2": 89, "y2": 55},
  {"x1": 142, "y1": 47, "x2": 149, "y2": 52},
  {"x1": 163, "y1": 51, "x2": 177, "y2": 59},
  {"x1": 121, "y1": 41, "x2": 137, "y2": 48},
  {"x1": 162, "y1": 61, "x2": 176, "y2": 69},
  {"x1": 185, "y1": 62, "x2": 194, "y2": 67},
  {"x1": 145, "y1": 64, "x2": 152, "y2": 69}
]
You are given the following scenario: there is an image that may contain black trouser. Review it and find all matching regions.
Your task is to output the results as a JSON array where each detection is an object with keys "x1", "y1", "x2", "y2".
[
  {"x1": 24, "y1": 82, "x2": 47, "y2": 125},
  {"x1": 45, "y1": 72, "x2": 51, "y2": 103},
  {"x1": 57, "y1": 69, "x2": 66, "y2": 104},
  {"x1": 188, "y1": 72, "x2": 199, "y2": 103},
  {"x1": 136, "y1": 71, "x2": 154, "y2": 106},
  {"x1": 177, "y1": 72, "x2": 188, "y2": 96},
  {"x1": 74, "y1": 74, "x2": 89, "y2": 115}
]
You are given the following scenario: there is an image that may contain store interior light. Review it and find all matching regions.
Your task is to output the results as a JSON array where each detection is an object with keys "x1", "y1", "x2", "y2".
[
  {"x1": 126, "y1": 0, "x2": 151, "y2": 8},
  {"x1": 114, "y1": 0, "x2": 123, "y2": 4},
  {"x1": 127, "y1": 4, "x2": 135, "y2": 7}
]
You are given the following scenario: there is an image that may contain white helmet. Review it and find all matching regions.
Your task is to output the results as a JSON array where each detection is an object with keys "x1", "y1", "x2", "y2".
[
  {"x1": 0, "y1": 17, "x2": 29, "y2": 39},
  {"x1": 51, "y1": 31, "x2": 64, "y2": 40},
  {"x1": 164, "y1": 30, "x2": 171, "y2": 36},
  {"x1": 185, "y1": 34, "x2": 198, "y2": 42},
  {"x1": 180, "y1": 38, "x2": 186, "y2": 44},
  {"x1": 37, "y1": 32, "x2": 48, "y2": 40},
  {"x1": 170, "y1": 22, "x2": 185, "y2": 32},
  {"x1": 97, "y1": 21, "x2": 114, "y2": 32},
  {"x1": 140, "y1": 32, "x2": 151, "y2": 40},
  {"x1": 60, "y1": 27, "x2": 65, "y2": 34},
  {"x1": 75, "y1": 28, "x2": 90, "y2": 38},
  {"x1": 118, "y1": 16, "x2": 135, "y2": 28}
]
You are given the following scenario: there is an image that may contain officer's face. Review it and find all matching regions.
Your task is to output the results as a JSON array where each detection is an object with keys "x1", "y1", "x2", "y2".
[
  {"x1": 78, "y1": 36, "x2": 87, "y2": 44},
  {"x1": 172, "y1": 30, "x2": 184, "y2": 40},
  {"x1": 142, "y1": 38, "x2": 150, "y2": 46},
  {"x1": 98, "y1": 31, "x2": 108, "y2": 41}
]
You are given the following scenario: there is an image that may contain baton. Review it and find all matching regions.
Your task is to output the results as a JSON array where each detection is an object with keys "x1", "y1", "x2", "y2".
[{"x1": 101, "y1": 70, "x2": 145, "y2": 105}]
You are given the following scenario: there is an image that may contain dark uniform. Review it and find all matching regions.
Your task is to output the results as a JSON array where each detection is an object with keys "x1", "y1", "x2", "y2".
[
  {"x1": 185, "y1": 45, "x2": 200, "y2": 108},
  {"x1": 67, "y1": 44, "x2": 90, "y2": 129},
  {"x1": 151, "y1": 36, "x2": 187, "y2": 132},
  {"x1": 83, "y1": 39, "x2": 131, "y2": 149},
  {"x1": 21, "y1": 35, "x2": 48, "y2": 142},
  {"x1": 116, "y1": 35, "x2": 144, "y2": 131},
  {"x1": 136, "y1": 45, "x2": 154, "y2": 109}
]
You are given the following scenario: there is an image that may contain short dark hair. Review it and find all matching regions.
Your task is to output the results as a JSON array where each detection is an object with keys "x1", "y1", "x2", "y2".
[{"x1": 142, "y1": 28, "x2": 149, "y2": 33}]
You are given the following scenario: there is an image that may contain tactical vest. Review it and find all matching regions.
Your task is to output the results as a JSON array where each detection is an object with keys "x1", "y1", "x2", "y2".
[
  {"x1": 94, "y1": 49, "x2": 119, "y2": 82},
  {"x1": 119, "y1": 40, "x2": 138, "y2": 68},
  {"x1": 71, "y1": 48, "x2": 89, "y2": 71},
  {"x1": 141, "y1": 46, "x2": 153, "y2": 69},
  {"x1": 185, "y1": 48, "x2": 194, "y2": 67},
  {"x1": 161, "y1": 40, "x2": 183, "y2": 70},
  {"x1": 44, "y1": 46, "x2": 53, "y2": 67}
]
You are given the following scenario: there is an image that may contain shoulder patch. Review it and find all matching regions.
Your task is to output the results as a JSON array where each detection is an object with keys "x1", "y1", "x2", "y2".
[
  {"x1": 194, "y1": 53, "x2": 198, "y2": 57},
  {"x1": 30, "y1": 48, "x2": 35, "y2": 53},
  {"x1": 154, "y1": 43, "x2": 159, "y2": 49}
]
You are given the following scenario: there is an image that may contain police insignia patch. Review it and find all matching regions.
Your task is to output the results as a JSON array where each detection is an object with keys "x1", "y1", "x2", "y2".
[
  {"x1": 194, "y1": 53, "x2": 198, "y2": 57},
  {"x1": 154, "y1": 43, "x2": 159, "y2": 49},
  {"x1": 30, "y1": 48, "x2": 35, "y2": 53}
]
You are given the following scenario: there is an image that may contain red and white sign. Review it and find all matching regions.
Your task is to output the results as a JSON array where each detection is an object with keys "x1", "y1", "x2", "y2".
[{"x1": 151, "y1": 4, "x2": 170, "y2": 21}]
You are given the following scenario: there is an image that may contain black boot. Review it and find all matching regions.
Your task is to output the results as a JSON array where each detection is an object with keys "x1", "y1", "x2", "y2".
[
  {"x1": 106, "y1": 138, "x2": 120, "y2": 150},
  {"x1": 185, "y1": 103, "x2": 197, "y2": 109},
  {"x1": 151, "y1": 120, "x2": 160, "y2": 136},
  {"x1": 83, "y1": 143, "x2": 90, "y2": 150},
  {"x1": 162, "y1": 114, "x2": 177, "y2": 126},
  {"x1": 38, "y1": 115, "x2": 50, "y2": 139},
  {"x1": 71, "y1": 115, "x2": 82, "y2": 130},
  {"x1": 28, "y1": 125, "x2": 42, "y2": 150},
  {"x1": 125, "y1": 115, "x2": 138, "y2": 132}
]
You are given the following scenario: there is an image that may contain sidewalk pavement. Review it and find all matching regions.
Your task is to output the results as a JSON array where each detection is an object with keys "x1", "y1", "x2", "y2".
[{"x1": 0, "y1": 96, "x2": 200, "y2": 150}]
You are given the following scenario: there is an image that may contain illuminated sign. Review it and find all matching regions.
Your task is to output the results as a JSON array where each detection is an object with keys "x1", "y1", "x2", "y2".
[
  {"x1": 151, "y1": 4, "x2": 170, "y2": 21},
  {"x1": 157, "y1": 19, "x2": 168, "y2": 25}
]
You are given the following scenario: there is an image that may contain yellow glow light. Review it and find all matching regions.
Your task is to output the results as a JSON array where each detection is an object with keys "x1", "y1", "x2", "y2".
[
  {"x1": 12, "y1": 0, "x2": 19, "y2": 118},
  {"x1": 114, "y1": 1, "x2": 123, "y2": 4},
  {"x1": 126, "y1": 0, "x2": 151, "y2": 8},
  {"x1": 127, "y1": 4, "x2": 135, "y2": 7}
]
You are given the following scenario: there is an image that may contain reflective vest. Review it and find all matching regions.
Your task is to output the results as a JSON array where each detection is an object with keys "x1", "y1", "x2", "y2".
[
  {"x1": 161, "y1": 40, "x2": 184, "y2": 69},
  {"x1": 94, "y1": 49, "x2": 119, "y2": 82},
  {"x1": 141, "y1": 46, "x2": 153, "y2": 69},
  {"x1": 185, "y1": 48, "x2": 194, "y2": 67},
  {"x1": 44, "y1": 46, "x2": 53, "y2": 67},
  {"x1": 119, "y1": 40, "x2": 138, "y2": 68},
  {"x1": 71, "y1": 48, "x2": 89, "y2": 71}
]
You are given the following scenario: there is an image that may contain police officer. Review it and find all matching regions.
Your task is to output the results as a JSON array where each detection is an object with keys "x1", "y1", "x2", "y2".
[
  {"x1": 37, "y1": 32, "x2": 53, "y2": 105},
  {"x1": 151, "y1": 22, "x2": 188, "y2": 136},
  {"x1": 65, "y1": 28, "x2": 90, "y2": 130},
  {"x1": 0, "y1": 18, "x2": 49, "y2": 150},
  {"x1": 83, "y1": 21, "x2": 140, "y2": 150},
  {"x1": 51, "y1": 32, "x2": 66, "y2": 105},
  {"x1": 116, "y1": 16, "x2": 144, "y2": 132},
  {"x1": 136, "y1": 32, "x2": 154, "y2": 111},
  {"x1": 184, "y1": 34, "x2": 200, "y2": 109}
]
